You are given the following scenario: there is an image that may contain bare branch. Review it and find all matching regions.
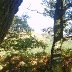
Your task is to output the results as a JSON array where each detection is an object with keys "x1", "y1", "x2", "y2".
[{"x1": 27, "y1": 8, "x2": 43, "y2": 14}]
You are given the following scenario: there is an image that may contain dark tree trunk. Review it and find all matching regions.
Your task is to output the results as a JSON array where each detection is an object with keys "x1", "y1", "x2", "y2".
[
  {"x1": 50, "y1": 0, "x2": 64, "y2": 72},
  {"x1": 0, "y1": 0, "x2": 22, "y2": 44}
]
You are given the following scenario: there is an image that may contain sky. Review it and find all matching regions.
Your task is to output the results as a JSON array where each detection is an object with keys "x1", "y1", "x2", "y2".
[{"x1": 16, "y1": 0, "x2": 54, "y2": 33}]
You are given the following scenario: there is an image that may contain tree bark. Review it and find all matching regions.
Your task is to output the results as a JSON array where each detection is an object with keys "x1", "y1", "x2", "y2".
[
  {"x1": 0, "y1": 0, "x2": 22, "y2": 44},
  {"x1": 50, "y1": 0, "x2": 64, "y2": 72}
]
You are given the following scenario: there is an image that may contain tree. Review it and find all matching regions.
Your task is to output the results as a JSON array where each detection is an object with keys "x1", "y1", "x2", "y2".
[
  {"x1": 49, "y1": 0, "x2": 64, "y2": 72},
  {"x1": 11, "y1": 15, "x2": 31, "y2": 33},
  {"x1": 42, "y1": 0, "x2": 72, "y2": 72},
  {"x1": 0, "y1": 15, "x2": 47, "y2": 50},
  {"x1": 0, "y1": 15, "x2": 32, "y2": 50},
  {"x1": 0, "y1": 0, "x2": 23, "y2": 44}
]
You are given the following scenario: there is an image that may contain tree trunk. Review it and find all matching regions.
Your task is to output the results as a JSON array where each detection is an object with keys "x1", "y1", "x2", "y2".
[
  {"x1": 0, "y1": 0, "x2": 22, "y2": 44},
  {"x1": 50, "y1": 0, "x2": 64, "y2": 72}
]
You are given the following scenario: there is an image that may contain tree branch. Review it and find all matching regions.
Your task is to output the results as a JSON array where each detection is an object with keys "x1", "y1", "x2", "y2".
[
  {"x1": 64, "y1": 2, "x2": 72, "y2": 13},
  {"x1": 63, "y1": 18, "x2": 72, "y2": 23},
  {"x1": 63, "y1": 35, "x2": 72, "y2": 41},
  {"x1": 27, "y1": 8, "x2": 43, "y2": 14}
]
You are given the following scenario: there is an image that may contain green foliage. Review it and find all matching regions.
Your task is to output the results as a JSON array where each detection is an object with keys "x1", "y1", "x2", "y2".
[
  {"x1": 11, "y1": 15, "x2": 31, "y2": 33},
  {"x1": 42, "y1": 0, "x2": 72, "y2": 36},
  {"x1": 0, "y1": 14, "x2": 49, "y2": 71},
  {"x1": 42, "y1": 0, "x2": 56, "y2": 17},
  {"x1": 0, "y1": 15, "x2": 47, "y2": 51},
  {"x1": 0, "y1": 48, "x2": 71, "y2": 72},
  {"x1": 0, "y1": 32, "x2": 47, "y2": 50},
  {"x1": 0, "y1": 1, "x2": 72, "y2": 72}
]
